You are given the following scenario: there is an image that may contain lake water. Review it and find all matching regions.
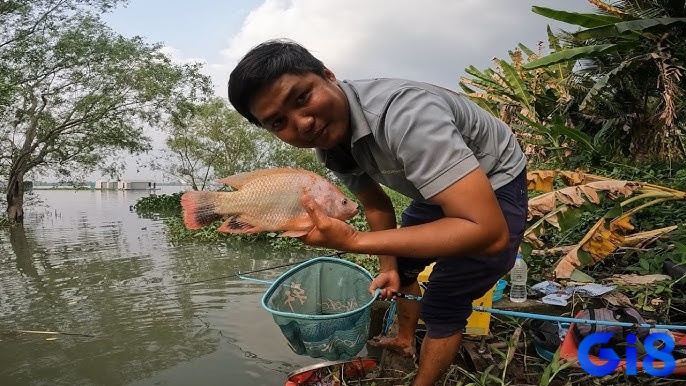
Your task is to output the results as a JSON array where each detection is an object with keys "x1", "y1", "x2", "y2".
[{"x1": 0, "y1": 187, "x2": 324, "y2": 386}]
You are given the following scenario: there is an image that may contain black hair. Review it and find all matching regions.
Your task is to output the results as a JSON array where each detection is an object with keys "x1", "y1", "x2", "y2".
[{"x1": 228, "y1": 39, "x2": 327, "y2": 126}]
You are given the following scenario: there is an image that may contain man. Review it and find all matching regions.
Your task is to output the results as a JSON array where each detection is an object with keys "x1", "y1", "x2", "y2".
[{"x1": 228, "y1": 39, "x2": 527, "y2": 386}]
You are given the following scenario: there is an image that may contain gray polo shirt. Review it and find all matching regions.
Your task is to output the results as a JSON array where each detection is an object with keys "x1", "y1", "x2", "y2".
[{"x1": 316, "y1": 78, "x2": 527, "y2": 201}]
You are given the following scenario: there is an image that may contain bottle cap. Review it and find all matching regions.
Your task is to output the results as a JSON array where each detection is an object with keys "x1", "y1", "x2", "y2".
[{"x1": 516, "y1": 253, "x2": 522, "y2": 260}]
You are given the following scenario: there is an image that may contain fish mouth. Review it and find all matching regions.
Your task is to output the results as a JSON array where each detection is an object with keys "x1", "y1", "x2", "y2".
[{"x1": 349, "y1": 204, "x2": 359, "y2": 218}]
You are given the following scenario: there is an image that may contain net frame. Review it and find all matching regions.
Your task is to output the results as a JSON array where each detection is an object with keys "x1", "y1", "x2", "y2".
[{"x1": 261, "y1": 256, "x2": 378, "y2": 359}]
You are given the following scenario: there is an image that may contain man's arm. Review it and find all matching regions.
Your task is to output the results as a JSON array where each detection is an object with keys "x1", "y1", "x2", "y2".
[
  {"x1": 354, "y1": 182, "x2": 402, "y2": 298},
  {"x1": 355, "y1": 182, "x2": 397, "y2": 268},
  {"x1": 300, "y1": 167, "x2": 509, "y2": 258}
]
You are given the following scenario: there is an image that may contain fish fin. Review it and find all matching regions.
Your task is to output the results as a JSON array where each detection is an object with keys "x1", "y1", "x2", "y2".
[
  {"x1": 277, "y1": 216, "x2": 314, "y2": 236},
  {"x1": 217, "y1": 168, "x2": 307, "y2": 189},
  {"x1": 216, "y1": 214, "x2": 262, "y2": 234},
  {"x1": 180, "y1": 191, "x2": 224, "y2": 229},
  {"x1": 280, "y1": 230, "x2": 309, "y2": 238}
]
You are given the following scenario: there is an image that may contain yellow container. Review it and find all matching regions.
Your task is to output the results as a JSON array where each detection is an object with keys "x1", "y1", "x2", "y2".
[{"x1": 417, "y1": 263, "x2": 494, "y2": 336}]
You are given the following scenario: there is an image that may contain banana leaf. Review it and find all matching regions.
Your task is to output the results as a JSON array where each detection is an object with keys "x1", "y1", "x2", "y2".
[
  {"x1": 575, "y1": 18, "x2": 686, "y2": 40},
  {"x1": 550, "y1": 123, "x2": 595, "y2": 152},
  {"x1": 499, "y1": 60, "x2": 532, "y2": 107},
  {"x1": 523, "y1": 44, "x2": 618, "y2": 69},
  {"x1": 579, "y1": 58, "x2": 639, "y2": 111},
  {"x1": 531, "y1": 6, "x2": 622, "y2": 28}
]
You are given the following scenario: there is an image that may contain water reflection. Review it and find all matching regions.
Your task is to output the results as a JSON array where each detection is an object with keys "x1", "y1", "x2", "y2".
[{"x1": 0, "y1": 188, "x2": 319, "y2": 386}]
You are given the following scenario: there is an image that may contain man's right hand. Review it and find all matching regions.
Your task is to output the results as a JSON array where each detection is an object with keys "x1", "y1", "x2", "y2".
[{"x1": 369, "y1": 270, "x2": 401, "y2": 300}]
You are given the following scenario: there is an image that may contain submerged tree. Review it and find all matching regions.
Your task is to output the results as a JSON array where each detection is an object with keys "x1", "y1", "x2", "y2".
[{"x1": 0, "y1": 2, "x2": 211, "y2": 221}]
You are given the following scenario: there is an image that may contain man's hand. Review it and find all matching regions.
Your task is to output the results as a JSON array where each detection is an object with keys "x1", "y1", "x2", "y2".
[
  {"x1": 298, "y1": 194, "x2": 359, "y2": 250},
  {"x1": 369, "y1": 270, "x2": 400, "y2": 300}
]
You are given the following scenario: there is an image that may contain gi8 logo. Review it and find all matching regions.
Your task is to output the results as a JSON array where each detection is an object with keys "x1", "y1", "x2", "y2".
[{"x1": 578, "y1": 332, "x2": 676, "y2": 376}]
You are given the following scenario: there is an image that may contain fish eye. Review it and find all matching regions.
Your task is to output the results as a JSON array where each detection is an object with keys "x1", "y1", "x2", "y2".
[{"x1": 342, "y1": 199, "x2": 347, "y2": 205}]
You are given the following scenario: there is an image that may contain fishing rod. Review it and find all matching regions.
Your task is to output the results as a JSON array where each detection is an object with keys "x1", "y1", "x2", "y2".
[
  {"x1": 389, "y1": 292, "x2": 686, "y2": 331},
  {"x1": 181, "y1": 251, "x2": 346, "y2": 286},
  {"x1": 473, "y1": 306, "x2": 686, "y2": 331}
]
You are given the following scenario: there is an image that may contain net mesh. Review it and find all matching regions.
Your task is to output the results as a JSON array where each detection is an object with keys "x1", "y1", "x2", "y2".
[{"x1": 261, "y1": 257, "x2": 376, "y2": 360}]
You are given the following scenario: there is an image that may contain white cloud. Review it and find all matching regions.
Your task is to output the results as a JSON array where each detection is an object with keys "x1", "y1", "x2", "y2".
[
  {"x1": 159, "y1": 45, "x2": 231, "y2": 97},
  {"x1": 218, "y1": 0, "x2": 592, "y2": 93}
]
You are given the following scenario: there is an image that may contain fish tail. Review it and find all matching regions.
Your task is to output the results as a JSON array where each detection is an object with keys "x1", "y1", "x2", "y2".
[{"x1": 180, "y1": 191, "x2": 226, "y2": 229}]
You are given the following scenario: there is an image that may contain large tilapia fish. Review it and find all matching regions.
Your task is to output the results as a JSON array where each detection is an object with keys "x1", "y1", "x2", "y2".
[{"x1": 181, "y1": 168, "x2": 358, "y2": 237}]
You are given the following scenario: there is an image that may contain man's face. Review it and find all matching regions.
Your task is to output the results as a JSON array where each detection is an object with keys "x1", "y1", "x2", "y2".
[{"x1": 249, "y1": 69, "x2": 350, "y2": 149}]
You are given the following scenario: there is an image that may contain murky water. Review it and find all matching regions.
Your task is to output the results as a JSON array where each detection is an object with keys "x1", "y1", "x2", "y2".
[{"x1": 0, "y1": 187, "x2": 322, "y2": 386}]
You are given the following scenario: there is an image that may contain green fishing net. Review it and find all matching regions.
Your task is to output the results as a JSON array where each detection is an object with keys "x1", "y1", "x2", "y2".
[{"x1": 261, "y1": 257, "x2": 377, "y2": 360}]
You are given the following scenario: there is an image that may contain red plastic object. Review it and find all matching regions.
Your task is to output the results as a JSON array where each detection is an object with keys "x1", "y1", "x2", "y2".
[{"x1": 285, "y1": 357, "x2": 379, "y2": 386}]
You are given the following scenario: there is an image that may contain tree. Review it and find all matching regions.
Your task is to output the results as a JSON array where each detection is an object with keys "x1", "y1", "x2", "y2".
[
  {"x1": 160, "y1": 97, "x2": 329, "y2": 191},
  {"x1": 1, "y1": 0, "x2": 125, "y2": 108},
  {"x1": 161, "y1": 98, "x2": 260, "y2": 190},
  {"x1": 1, "y1": 5, "x2": 212, "y2": 221},
  {"x1": 525, "y1": 1, "x2": 686, "y2": 162},
  {"x1": 459, "y1": 31, "x2": 589, "y2": 165}
]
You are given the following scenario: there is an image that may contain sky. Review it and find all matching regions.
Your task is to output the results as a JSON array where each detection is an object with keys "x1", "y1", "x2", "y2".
[{"x1": 89, "y1": 0, "x2": 594, "y2": 182}]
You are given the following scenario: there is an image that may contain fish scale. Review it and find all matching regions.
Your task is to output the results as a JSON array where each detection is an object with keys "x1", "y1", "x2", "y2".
[{"x1": 234, "y1": 174, "x2": 307, "y2": 225}]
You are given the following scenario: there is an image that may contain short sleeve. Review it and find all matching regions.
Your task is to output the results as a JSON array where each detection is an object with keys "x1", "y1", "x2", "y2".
[{"x1": 384, "y1": 87, "x2": 480, "y2": 198}]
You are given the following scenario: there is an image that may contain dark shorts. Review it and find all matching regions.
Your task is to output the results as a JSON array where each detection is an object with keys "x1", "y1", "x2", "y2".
[{"x1": 397, "y1": 169, "x2": 528, "y2": 339}]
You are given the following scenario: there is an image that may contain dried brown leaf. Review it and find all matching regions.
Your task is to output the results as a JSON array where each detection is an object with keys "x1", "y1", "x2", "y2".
[
  {"x1": 555, "y1": 186, "x2": 586, "y2": 206},
  {"x1": 610, "y1": 274, "x2": 671, "y2": 286},
  {"x1": 560, "y1": 171, "x2": 610, "y2": 186},
  {"x1": 586, "y1": 180, "x2": 638, "y2": 199},
  {"x1": 524, "y1": 230, "x2": 545, "y2": 248},
  {"x1": 579, "y1": 185, "x2": 601, "y2": 204},
  {"x1": 602, "y1": 292, "x2": 633, "y2": 307},
  {"x1": 527, "y1": 170, "x2": 557, "y2": 192},
  {"x1": 555, "y1": 246, "x2": 581, "y2": 278},
  {"x1": 528, "y1": 193, "x2": 556, "y2": 219}
]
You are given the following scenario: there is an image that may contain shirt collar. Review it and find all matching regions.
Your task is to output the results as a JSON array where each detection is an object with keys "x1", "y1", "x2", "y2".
[{"x1": 338, "y1": 80, "x2": 372, "y2": 144}]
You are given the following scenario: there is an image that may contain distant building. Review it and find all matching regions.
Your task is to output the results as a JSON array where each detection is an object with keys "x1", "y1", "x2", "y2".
[
  {"x1": 118, "y1": 180, "x2": 156, "y2": 190},
  {"x1": 94, "y1": 180, "x2": 156, "y2": 190},
  {"x1": 95, "y1": 180, "x2": 119, "y2": 190}
]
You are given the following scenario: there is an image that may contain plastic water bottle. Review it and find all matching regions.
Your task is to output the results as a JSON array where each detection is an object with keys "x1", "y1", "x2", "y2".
[{"x1": 509, "y1": 254, "x2": 528, "y2": 303}]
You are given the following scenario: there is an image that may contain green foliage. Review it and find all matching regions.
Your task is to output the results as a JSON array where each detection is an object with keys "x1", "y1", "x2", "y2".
[
  {"x1": 343, "y1": 254, "x2": 380, "y2": 276},
  {"x1": 524, "y1": 44, "x2": 619, "y2": 69},
  {"x1": 133, "y1": 192, "x2": 182, "y2": 214},
  {"x1": 527, "y1": 1, "x2": 686, "y2": 162},
  {"x1": 539, "y1": 348, "x2": 576, "y2": 386},
  {"x1": 627, "y1": 225, "x2": 686, "y2": 276},
  {"x1": 162, "y1": 215, "x2": 311, "y2": 251},
  {"x1": 1, "y1": 1, "x2": 212, "y2": 221},
  {"x1": 459, "y1": 36, "x2": 584, "y2": 165},
  {"x1": 530, "y1": 6, "x2": 621, "y2": 28}
]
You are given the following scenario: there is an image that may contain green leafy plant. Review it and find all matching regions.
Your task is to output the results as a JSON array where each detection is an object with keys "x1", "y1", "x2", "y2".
[
  {"x1": 539, "y1": 348, "x2": 577, "y2": 386},
  {"x1": 133, "y1": 192, "x2": 183, "y2": 214},
  {"x1": 525, "y1": 3, "x2": 686, "y2": 162}
]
